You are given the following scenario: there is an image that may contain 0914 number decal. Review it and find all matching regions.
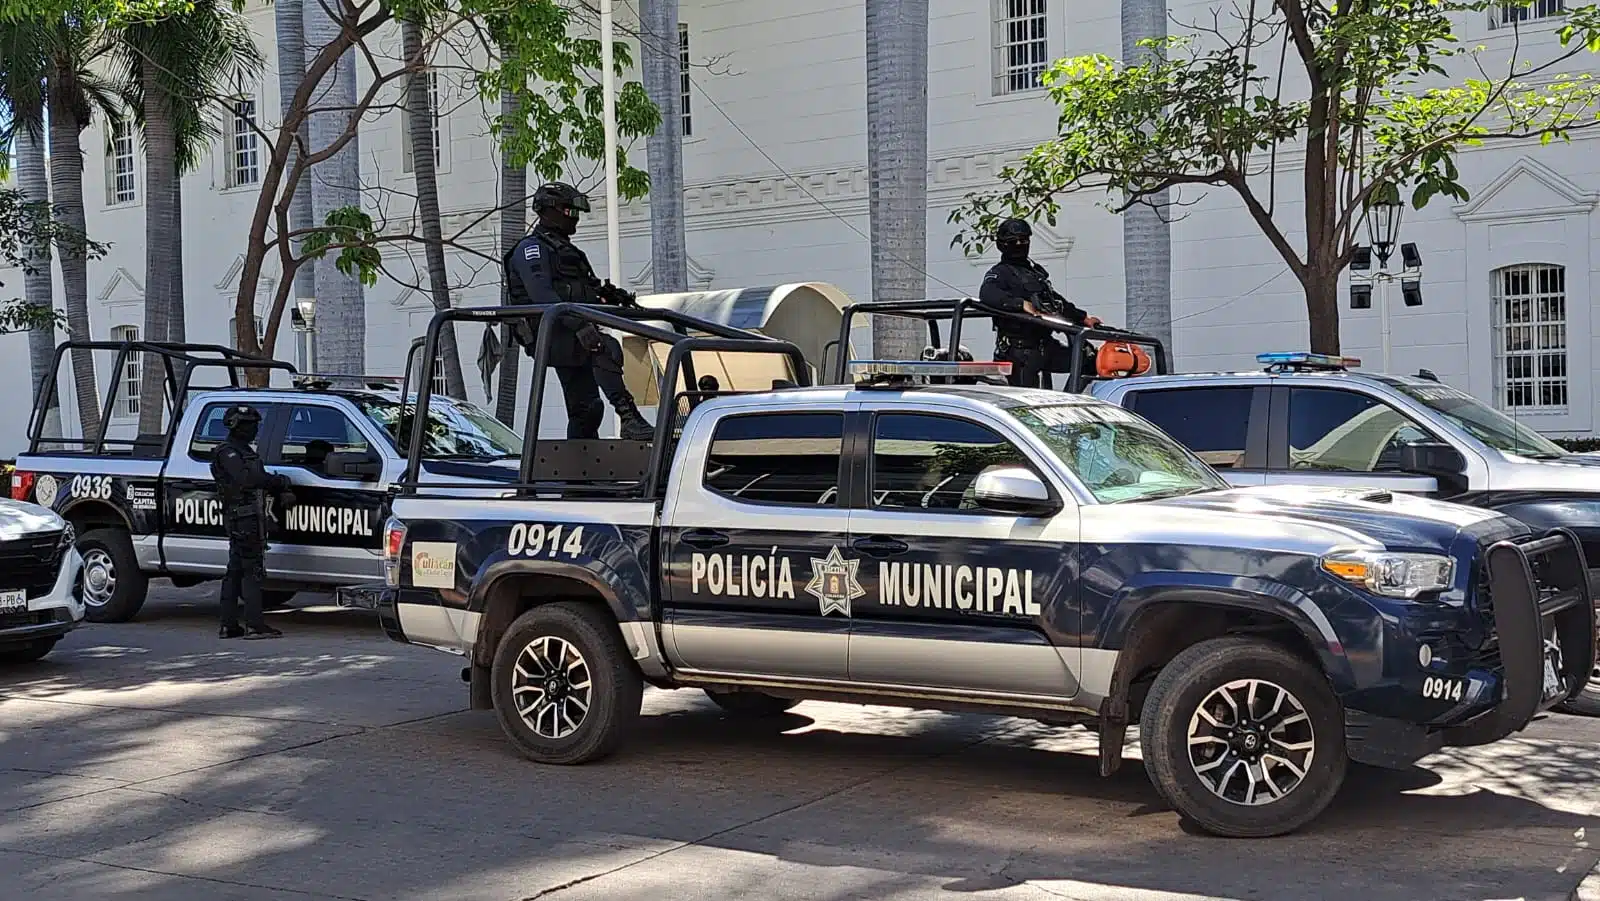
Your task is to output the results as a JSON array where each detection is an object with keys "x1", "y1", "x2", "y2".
[
  {"x1": 1421, "y1": 675, "x2": 1465, "y2": 702},
  {"x1": 507, "y1": 523, "x2": 585, "y2": 559}
]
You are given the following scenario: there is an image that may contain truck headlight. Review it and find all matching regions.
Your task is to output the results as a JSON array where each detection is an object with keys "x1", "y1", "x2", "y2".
[{"x1": 1321, "y1": 550, "x2": 1454, "y2": 599}]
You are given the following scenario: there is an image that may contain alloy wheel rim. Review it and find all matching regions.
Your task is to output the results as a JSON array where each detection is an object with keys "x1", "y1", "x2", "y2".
[
  {"x1": 81, "y1": 549, "x2": 116, "y2": 608},
  {"x1": 510, "y1": 635, "x2": 592, "y2": 740},
  {"x1": 1186, "y1": 678, "x2": 1315, "y2": 806}
]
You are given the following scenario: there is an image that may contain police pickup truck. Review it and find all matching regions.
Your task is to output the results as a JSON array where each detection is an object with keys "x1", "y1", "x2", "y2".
[
  {"x1": 372, "y1": 302, "x2": 1594, "y2": 838},
  {"x1": 12, "y1": 340, "x2": 522, "y2": 622}
]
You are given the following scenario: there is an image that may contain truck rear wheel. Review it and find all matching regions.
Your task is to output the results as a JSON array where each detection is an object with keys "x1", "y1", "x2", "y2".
[
  {"x1": 1140, "y1": 636, "x2": 1347, "y2": 838},
  {"x1": 705, "y1": 690, "x2": 800, "y2": 717},
  {"x1": 491, "y1": 602, "x2": 642, "y2": 765},
  {"x1": 78, "y1": 528, "x2": 149, "y2": 624}
]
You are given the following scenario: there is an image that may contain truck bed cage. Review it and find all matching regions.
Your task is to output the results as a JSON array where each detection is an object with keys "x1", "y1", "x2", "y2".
[
  {"x1": 826, "y1": 297, "x2": 1170, "y2": 393},
  {"x1": 27, "y1": 340, "x2": 298, "y2": 456},
  {"x1": 397, "y1": 303, "x2": 811, "y2": 498}
]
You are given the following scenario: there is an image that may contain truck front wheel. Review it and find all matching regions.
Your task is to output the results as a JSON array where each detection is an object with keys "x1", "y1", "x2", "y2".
[
  {"x1": 491, "y1": 602, "x2": 642, "y2": 765},
  {"x1": 78, "y1": 528, "x2": 149, "y2": 624},
  {"x1": 1139, "y1": 636, "x2": 1347, "y2": 838}
]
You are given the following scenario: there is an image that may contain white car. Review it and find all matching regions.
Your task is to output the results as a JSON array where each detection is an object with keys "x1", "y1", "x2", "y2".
[{"x1": 0, "y1": 498, "x2": 84, "y2": 663}]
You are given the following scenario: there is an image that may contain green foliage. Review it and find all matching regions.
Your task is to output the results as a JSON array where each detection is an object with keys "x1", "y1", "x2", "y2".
[
  {"x1": 950, "y1": 1, "x2": 1600, "y2": 275},
  {"x1": 301, "y1": 206, "x2": 383, "y2": 288},
  {"x1": 1554, "y1": 436, "x2": 1600, "y2": 452},
  {"x1": 1, "y1": 0, "x2": 190, "y2": 26},
  {"x1": 0, "y1": 187, "x2": 109, "y2": 300}
]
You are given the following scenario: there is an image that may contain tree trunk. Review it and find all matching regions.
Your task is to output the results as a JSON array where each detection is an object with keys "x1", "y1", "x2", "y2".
[
  {"x1": 495, "y1": 86, "x2": 525, "y2": 427},
  {"x1": 864, "y1": 0, "x2": 929, "y2": 360},
  {"x1": 138, "y1": 62, "x2": 177, "y2": 436},
  {"x1": 1305, "y1": 272, "x2": 1341, "y2": 355},
  {"x1": 168, "y1": 174, "x2": 186, "y2": 343},
  {"x1": 275, "y1": 0, "x2": 314, "y2": 362},
  {"x1": 16, "y1": 110, "x2": 62, "y2": 441},
  {"x1": 402, "y1": 19, "x2": 466, "y2": 399},
  {"x1": 1120, "y1": 0, "x2": 1172, "y2": 357},
  {"x1": 48, "y1": 68, "x2": 101, "y2": 439},
  {"x1": 304, "y1": 0, "x2": 365, "y2": 376},
  {"x1": 641, "y1": 0, "x2": 687, "y2": 294}
]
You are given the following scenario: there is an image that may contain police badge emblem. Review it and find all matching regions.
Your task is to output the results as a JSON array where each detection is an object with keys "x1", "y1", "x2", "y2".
[{"x1": 805, "y1": 546, "x2": 864, "y2": 617}]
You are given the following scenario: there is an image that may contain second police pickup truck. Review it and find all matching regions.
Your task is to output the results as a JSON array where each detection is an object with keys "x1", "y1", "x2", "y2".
[
  {"x1": 10, "y1": 341, "x2": 523, "y2": 622},
  {"x1": 372, "y1": 302, "x2": 1595, "y2": 838}
]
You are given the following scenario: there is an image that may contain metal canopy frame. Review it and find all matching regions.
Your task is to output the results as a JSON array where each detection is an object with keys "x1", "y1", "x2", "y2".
[
  {"x1": 397, "y1": 303, "x2": 810, "y2": 498},
  {"x1": 28, "y1": 341, "x2": 298, "y2": 456},
  {"x1": 827, "y1": 297, "x2": 1171, "y2": 393}
]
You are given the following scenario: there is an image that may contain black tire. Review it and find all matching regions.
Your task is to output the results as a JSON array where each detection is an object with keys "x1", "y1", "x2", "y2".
[
  {"x1": 78, "y1": 528, "x2": 149, "y2": 624},
  {"x1": 491, "y1": 602, "x2": 642, "y2": 765},
  {"x1": 705, "y1": 689, "x2": 800, "y2": 717},
  {"x1": 262, "y1": 590, "x2": 296, "y2": 610},
  {"x1": 0, "y1": 639, "x2": 58, "y2": 664},
  {"x1": 1140, "y1": 635, "x2": 1347, "y2": 838}
]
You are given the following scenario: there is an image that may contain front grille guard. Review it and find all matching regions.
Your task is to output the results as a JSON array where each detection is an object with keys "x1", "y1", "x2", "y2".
[{"x1": 1448, "y1": 528, "x2": 1596, "y2": 747}]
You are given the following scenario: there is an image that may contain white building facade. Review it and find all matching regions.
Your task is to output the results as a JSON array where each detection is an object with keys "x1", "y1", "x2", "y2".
[{"x1": 0, "y1": 0, "x2": 1594, "y2": 454}]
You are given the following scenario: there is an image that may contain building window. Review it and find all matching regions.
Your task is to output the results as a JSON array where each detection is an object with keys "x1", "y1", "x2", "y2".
[
  {"x1": 679, "y1": 23, "x2": 692, "y2": 137},
  {"x1": 432, "y1": 350, "x2": 447, "y2": 396},
  {"x1": 229, "y1": 315, "x2": 265, "y2": 352},
  {"x1": 230, "y1": 96, "x2": 260, "y2": 187},
  {"x1": 1492, "y1": 264, "x2": 1569, "y2": 412},
  {"x1": 1490, "y1": 0, "x2": 1566, "y2": 28},
  {"x1": 111, "y1": 325, "x2": 140, "y2": 417},
  {"x1": 993, "y1": 0, "x2": 1049, "y2": 96},
  {"x1": 106, "y1": 120, "x2": 137, "y2": 205},
  {"x1": 400, "y1": 70, "x2": 442, "y2": 173}
]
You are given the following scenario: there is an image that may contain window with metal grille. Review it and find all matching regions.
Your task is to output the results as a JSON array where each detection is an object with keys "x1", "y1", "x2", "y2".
[
  {"x1": 432, "y1": 350, "x2": 447, "y2": 396},
  {"x1": 679, "y1": 23, "x2": 693, "y2": 137},
  {"x1": 111, "y1": 325, "x2": 140, "y2": 417},
  {"x1": 1490, "y1": 0, "x2": 1566, "y2": 28},
  {"x1": 228, "y1": 315, "x2": 264, "y2": 352},
  {"x1": 231, "y1": 96, "x2": 260, "y2": 187},
  {"x1": 993, "y1": 0, "x2": 1048, "y2": 96},
  {"x1": 107, "y1": 120, "x2": 137, "y2": 205},
  {"x1": 401, "y1": 71, "x2": 442, "y2": 173},
  {"x1": 1492, "y1": 264, "x2": 1569, "y2": 412}
]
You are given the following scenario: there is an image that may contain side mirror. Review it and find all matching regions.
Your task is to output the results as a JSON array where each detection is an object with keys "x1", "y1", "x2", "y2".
[
  {"x1": 1398, "y1": 441, "x2": 1466, "y2": 478},
  {"x1": 972, "y1": 465, "x2": 1060, "y2": 516},
  {"x1": 324, "y1": 450, "x2": 384, "y2": 482}
]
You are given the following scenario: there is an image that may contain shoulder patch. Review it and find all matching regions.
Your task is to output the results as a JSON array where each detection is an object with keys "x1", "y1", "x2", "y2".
[{"x1": 524, "y1": 243, "x2": 541, "y2": 260}]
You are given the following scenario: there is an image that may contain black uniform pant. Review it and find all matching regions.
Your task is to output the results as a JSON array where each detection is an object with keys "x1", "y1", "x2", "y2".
[
  {"x1": 553, "y1": 329, "x2": 633, "y2": 439},
  {"x1": 999, "y1": 338, "x2": 1095, "y2": 390},
  {"x1": 220, "y1": 517, "x2": 268, "y2": 630}
]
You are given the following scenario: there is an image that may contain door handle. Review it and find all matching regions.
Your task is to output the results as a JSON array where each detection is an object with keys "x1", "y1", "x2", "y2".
[
  {"x1": 852, "y1": 535, "x2": 909, "y2": 557},
  {"x1": 681, "y1": 529, "x2": 729, "y2": 549}
]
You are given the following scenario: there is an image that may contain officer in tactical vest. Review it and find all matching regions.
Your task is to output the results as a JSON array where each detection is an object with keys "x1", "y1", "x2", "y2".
[
  {"x1": 503, "y1": 182, "x2": 655, "y2": 441},
  {"x1": 211, "y1": 406, "x2": 295, "y2": 640},
  {"x1": 978, "y1": 218, "x2": 1102, "y2": 390}
]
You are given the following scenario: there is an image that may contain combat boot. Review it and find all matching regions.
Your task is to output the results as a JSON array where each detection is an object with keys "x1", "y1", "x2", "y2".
[{"x1": 610, "y1": 396, "x2": 656, "y2": 441}]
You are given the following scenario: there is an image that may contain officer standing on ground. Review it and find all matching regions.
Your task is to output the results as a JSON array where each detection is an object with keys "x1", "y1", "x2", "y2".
[
  {"x1": 504, "y1": 182, "x2": 656, "y2": 441},
  {"x1": 978, "y1": 218, "x2": 1102, "y2": 390},
  {"x1": 212, "y1": 406, "x2": 295, "y2": 640}
]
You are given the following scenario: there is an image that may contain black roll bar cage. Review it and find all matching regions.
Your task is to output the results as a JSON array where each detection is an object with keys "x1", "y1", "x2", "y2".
[
  {"x1": 27, "y1": 341, "x2": 298, "y2": 456},
  {"x1": 398, "y1": 303, "x2": 810, "y2": 498},
  {"x1": 825, "y1": 297, "x2": 1170, "y2": 393}
]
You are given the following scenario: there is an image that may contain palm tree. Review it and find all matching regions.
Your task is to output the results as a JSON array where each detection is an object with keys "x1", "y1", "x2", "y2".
[
  {"x1": 1121, "y1": 0, "x2": 1172, "y2": 353},
  {"x1": 640, "y1": 0, "x2": 687, "y2": 294},
  {"x1": 275, "y1": 0, "x2": 313, "y2": 363},
  {"x1": 303, "y1": 0, "x2": 365, "y2": 377},
  {"x1": 120, "y1": 0, "x2": 261, "y2": 433},
  {"x1": 494, "y1": 85, "x2": 525, "y2": 427},
  {"x1": 864, "y1": 0, "x2": 929, "y2": 361},
  {"x1": 400, "y1": 17, "x2": 466, "y2": 399}
]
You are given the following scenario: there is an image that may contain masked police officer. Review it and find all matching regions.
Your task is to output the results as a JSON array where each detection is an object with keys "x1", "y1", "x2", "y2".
[
  {"x1": 978, "y1": 218, "x2": 1102, "y2": 390},
  {"x1": 504, "y1": 182, "x2": 655, "y2": 441},
  {"x1": 212, "y1": 406, "x2": 295, "y2": 640}
]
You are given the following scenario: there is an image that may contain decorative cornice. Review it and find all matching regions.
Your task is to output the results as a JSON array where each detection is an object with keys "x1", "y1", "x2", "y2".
[
  {"x1": 97, "y1": 267, "x2": 144, "y2": 302},
  {"x1": 628, "y1": 256, "x2": 717, "y2": 292}
]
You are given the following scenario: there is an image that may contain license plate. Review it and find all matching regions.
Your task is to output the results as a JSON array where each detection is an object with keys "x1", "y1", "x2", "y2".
[{"x1": 0, "y1": 590, "x2": 25, "y2": 613}]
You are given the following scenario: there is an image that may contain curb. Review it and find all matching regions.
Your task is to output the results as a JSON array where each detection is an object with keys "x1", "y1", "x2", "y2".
[{"x1": 1574, "y1": 860, "x2": 1600, "y2": 901}]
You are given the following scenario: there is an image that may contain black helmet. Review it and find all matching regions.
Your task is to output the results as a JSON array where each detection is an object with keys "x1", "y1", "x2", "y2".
[
  {"x1": 995, "y1": 218, "x2": 1032, "y2": 259},
  {"x1": 222, "y1": 405, "x2": 261, "y2": 431},
  {"x1": 532, "y1": 182, "x2": 591, "y2": 215}
]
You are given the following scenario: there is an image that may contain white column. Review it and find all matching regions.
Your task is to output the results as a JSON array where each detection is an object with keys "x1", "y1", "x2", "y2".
[{"x1": 600, "y1": 0, "x2": 622, "y2": 285}]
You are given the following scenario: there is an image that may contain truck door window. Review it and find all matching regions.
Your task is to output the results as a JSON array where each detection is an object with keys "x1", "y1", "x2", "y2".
[
  {"x1": 1127, "y1": 387, "x2": 1253, "y2": 469},
  {"x1": 188, "y1": 404, "x2": 239, "y2": 461},
  {"x1": 871, "y1": 413, "x2": 1031, "y2": 512},
  {"x1": 703, "y1": 412, "x2": 843, "y2": 507},
  {"x1": 280, "y1": 405, "x2": 371, "y2": 471},
  {"x1": 1287, "y1": 388, "x2": 1437, "y2": 472}
]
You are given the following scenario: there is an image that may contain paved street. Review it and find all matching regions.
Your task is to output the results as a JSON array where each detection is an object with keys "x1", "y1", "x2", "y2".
[{"x1": 4, "y1": 587, "x2": 1600, "y2": 901}]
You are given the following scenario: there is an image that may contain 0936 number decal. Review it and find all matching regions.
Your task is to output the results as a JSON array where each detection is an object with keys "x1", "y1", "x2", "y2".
[
  {"x1": 507, "y1": 523, "x2": 585, "y2": 559},
  {"x1": 1421, "y1": 675, "x2": 1465, "y2": 702},
  {"x1": 69, "y1": 475, "x2": 114, "y2": 501}
]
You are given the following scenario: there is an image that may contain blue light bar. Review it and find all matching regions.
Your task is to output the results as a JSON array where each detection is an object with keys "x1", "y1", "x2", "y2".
[
  {"x1": 850, "y1": 360, "x2": 1012, "y2": 380},
  {"x1": 1256, "y1": 352, "x2": 1360, "y2": 369}
]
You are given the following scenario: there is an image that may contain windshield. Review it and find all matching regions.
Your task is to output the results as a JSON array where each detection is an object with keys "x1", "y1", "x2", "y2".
[
  {"x1": 1391, "y1": 382, "x2": 1567, "y2": 459},
  {"x1": 358, "y1": 397, "x2": 523, "y2": 460},
  {"x1": 1009, "y1": 403, "x2": 1231, "y2": 503}
]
